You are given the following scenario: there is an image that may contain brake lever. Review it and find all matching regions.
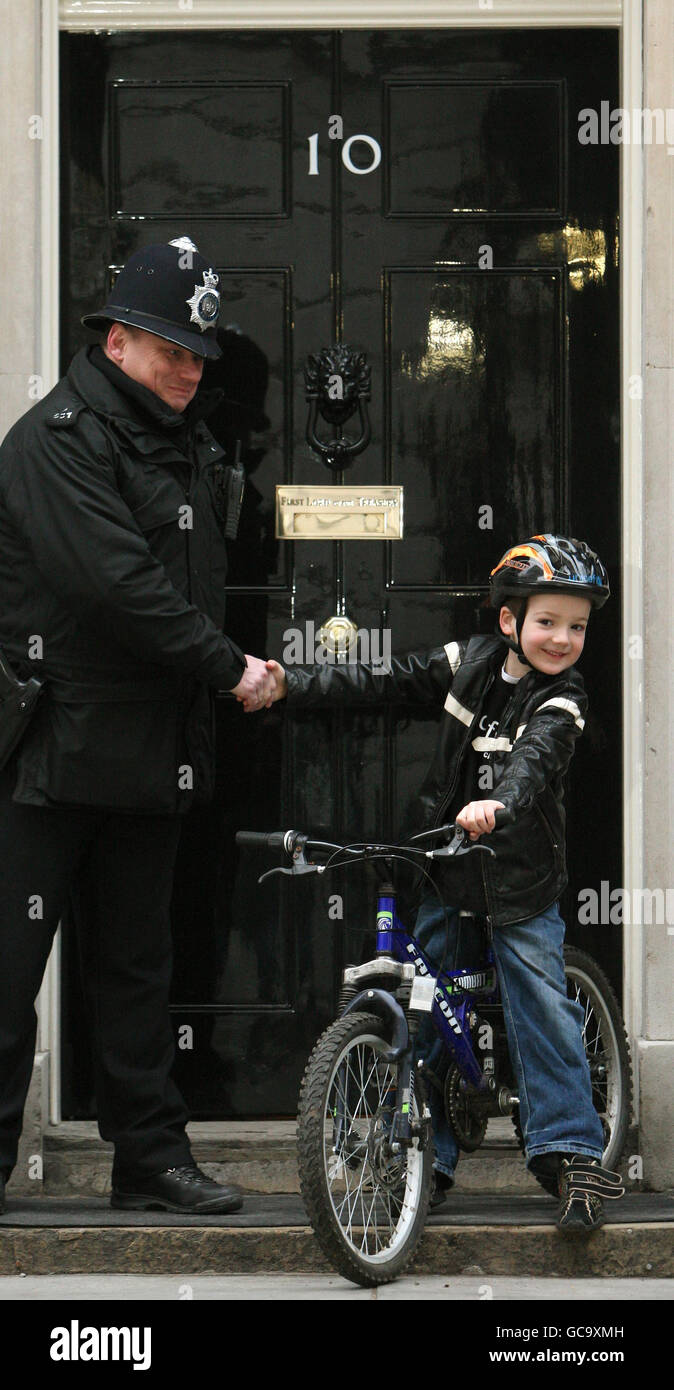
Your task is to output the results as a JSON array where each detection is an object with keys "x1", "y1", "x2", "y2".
[
  {"x1": 258, "y1": 863, "x2": 322, "y2": 884},
  {"x1": 257, "y1": 836, "x2": 324, "y2": 884},
  {"x1": 428, "y1": 827, "x2": 496, "y2": 860}
]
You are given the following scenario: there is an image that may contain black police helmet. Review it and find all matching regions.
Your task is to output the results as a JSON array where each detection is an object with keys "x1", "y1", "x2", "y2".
[{"x1": 81, "y1": 238, "x2": 222, "y2": 359}]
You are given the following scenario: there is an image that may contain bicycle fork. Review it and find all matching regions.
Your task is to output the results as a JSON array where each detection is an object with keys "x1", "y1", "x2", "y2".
[
  {"x1": 332, "y1": 990, "x2": 431, "y2": 1165},
  {"x1": 385, "y1": 1017, "x2": 433, "y2": 1155}
]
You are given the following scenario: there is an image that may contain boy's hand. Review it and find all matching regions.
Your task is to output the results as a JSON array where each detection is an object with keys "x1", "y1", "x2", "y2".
[
  {"x1": 265, "y1": 659, "x2": 288, "y2": 703},
  {"x1": 455, "y1": 799, "x2": 506, "y2": 841}
]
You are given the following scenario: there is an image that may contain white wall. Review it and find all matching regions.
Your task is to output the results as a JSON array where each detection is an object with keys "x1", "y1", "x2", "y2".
[
  {"x1": 639, "y1": 0, "x2": 674, "y2": 1187},
  {"x1": 0, "y1": 2, "x2": 42, "y2": 440}
]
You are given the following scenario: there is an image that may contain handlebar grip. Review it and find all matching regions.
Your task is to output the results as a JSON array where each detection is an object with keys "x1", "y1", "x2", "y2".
[
  {"x1": 235, "y1": 830, "x2": 289, "y2": 852},
  {"x1": 493, "y1": 807, "x2": 516, "y2": 829}
]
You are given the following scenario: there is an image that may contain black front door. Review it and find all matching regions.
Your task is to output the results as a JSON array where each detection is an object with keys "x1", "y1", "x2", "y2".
[{"x1": 60, "y1": 26, "x2": 620, "y2": 1118}]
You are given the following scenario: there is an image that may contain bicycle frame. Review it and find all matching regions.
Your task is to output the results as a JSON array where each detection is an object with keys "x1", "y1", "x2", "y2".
[
  {"x1": 335, "y1": 884, "x2": 505, "y2": 1155},
  {"x1": 237, "y1": 824, "x2": 515, "y2": 1154},
  {"x1": 374, "y1": 886, "x2": 499, "y2": 1092}
]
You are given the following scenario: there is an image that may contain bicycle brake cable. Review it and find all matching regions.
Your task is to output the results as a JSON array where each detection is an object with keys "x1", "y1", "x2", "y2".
[{"x1": 299, "y1": 848, "x2": 457, "y2": 962}]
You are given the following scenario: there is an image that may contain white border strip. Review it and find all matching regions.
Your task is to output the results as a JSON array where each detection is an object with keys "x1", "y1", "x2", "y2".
[
  {"x1": 59, "y1": 1, "x2": 623, "y2": 30},
  {"x1": 620, "y1": 0, "x2": 644, "y2": 1063},
  {"x1": 444, "y1": 691, "x2": 474, "y2": 726},
  {"x1": 537, "y1": 696, "x2": 585, "y2": 730}
]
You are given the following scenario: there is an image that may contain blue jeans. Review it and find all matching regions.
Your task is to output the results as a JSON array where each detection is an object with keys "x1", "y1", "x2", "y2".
[{"x1": 414, "y1": 895, "x2": 604, "y2": 1179}]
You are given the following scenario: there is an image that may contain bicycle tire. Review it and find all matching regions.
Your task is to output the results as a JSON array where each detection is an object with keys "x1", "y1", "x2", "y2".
[
  {"x1": 513, "y1": 945, "x2": 633, "y2": 1195},
  {"x1": 297, "y1": 1011, "x2": 433, "y2": 1287}
]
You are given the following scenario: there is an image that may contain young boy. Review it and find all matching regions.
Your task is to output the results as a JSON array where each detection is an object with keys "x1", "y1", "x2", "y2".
[{"x1": 263, "y1": 534, "x2": 624, "y2": 1233}]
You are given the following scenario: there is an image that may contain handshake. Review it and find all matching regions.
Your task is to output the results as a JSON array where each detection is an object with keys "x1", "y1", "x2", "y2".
[{"x1": 229, "y1": 656, "x2": 287, "y2": 713}]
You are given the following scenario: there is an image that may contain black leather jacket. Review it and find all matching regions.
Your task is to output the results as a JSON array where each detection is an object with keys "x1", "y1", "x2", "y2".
[
  {"x1": 286, "y1": 635, "x2": 588, "y2": 925},
  {"x1": 0, "y1": 347, "x2": 246, "y2": 812}
]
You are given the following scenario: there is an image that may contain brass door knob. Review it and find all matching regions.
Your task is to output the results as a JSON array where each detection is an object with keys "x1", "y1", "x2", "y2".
[{"x1": 317, "y1": 615, "x2": 359, "y2": 658}]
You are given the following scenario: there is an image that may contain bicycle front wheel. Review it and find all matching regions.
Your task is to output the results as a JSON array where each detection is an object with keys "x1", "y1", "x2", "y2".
[{"x1": 297, "y1": 1011, "x2": 432, "y2": 1287}]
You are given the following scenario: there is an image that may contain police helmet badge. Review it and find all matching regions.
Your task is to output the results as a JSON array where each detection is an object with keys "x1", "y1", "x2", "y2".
[
  {"x1": 186, "y1": 268, "x2": 220, "y2": 333},
  {"x1": 170, "y1": 235, "x2": 199, "y2": 257}
]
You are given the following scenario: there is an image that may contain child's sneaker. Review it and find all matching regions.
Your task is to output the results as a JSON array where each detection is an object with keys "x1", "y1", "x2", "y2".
[{"x1": 556, "y1": 1155, "x2": 624, "y2": 1234}]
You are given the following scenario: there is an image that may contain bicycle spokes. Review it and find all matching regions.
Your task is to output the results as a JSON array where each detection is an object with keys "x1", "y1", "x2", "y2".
[{"x1": 323, "y1": 1037, "x2": 421, "y2": 1257}]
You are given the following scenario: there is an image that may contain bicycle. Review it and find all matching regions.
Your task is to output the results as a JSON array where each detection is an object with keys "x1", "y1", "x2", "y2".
[{"x1": 236, "y1": 816, "x2": 632, "y2": 1287}]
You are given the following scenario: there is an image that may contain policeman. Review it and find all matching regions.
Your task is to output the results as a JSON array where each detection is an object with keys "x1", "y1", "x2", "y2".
[{"x1": 0, "y1": 239, "x2": 274, "y2": 1214}]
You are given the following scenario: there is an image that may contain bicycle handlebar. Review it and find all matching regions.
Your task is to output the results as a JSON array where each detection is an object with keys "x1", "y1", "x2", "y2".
[
  {"x1": 235, "y1": 830, "x2": 291, "y2": 852},
  {"x1": 408, "y1": 807, "x2": 514, "y2": 843},
  {"x1": 235, "y1": 829, "x2": 346, "y2": 859},
  {"x1": 236, "y1": 808, "x2": 517, "y2": 879}
]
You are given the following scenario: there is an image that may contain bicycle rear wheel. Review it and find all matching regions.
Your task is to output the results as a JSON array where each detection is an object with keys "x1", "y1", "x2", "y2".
[
  {"x1": 513, "y1": 946, "x2": 632, "y2": 1194},
  {"x1": 564, "y1": 946, "x2": 632, "y2": 1170},
  {"x1": 297, "y1": 1011, "x2": 432, "y2": 1287}
]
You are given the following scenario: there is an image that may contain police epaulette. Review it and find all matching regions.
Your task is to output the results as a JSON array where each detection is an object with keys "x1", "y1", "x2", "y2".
[{"x1": 46, "y1": 399, "x2": 85, "y2": 428}]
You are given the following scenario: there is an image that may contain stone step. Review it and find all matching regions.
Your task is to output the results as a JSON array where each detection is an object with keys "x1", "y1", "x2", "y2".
[
  {"x1": 31, "y1": 1118, "x2": 545, "y2": 1199},
  {"x1": 0, "y1": 1195, "x2": 671, "y2": 1279}
]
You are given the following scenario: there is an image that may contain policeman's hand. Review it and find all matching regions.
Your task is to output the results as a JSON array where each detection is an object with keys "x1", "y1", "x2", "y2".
[
  {"x1": 455, "y1": 800, "x2": 506, "y2": 841},
  {"x1": 265, "y1": 659, "x2": 288, "y2": 702},
  {"x1": 230, "y1": 655, "x2": 276, "y2": 713}
]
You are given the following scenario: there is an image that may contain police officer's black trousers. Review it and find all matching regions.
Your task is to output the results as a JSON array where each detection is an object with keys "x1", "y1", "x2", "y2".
[{"x1": 0, "y1": 767, "x2": 192, "y2": 1185}]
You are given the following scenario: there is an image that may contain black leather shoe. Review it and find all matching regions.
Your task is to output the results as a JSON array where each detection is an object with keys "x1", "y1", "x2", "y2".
[
  {"x1": 111, "y1": 1164, "x2": 243, "y2": 1214},
  {"x1": 557, "y1": 1156, "x2": 624, "y2": 1235}
]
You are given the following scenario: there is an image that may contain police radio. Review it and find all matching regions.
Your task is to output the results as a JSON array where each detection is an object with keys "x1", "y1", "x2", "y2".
[{"x1": 213, "y1": 440, "x2": 245, "y2": 541}]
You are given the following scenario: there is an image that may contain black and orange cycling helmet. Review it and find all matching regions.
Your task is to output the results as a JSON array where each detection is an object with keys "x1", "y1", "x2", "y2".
[
  {"x1": 489, "y1": 534, "x2": 610, "y2": 664},
  {"x1": 490, "y1": 534, "x2": 610, "y2": 609}
]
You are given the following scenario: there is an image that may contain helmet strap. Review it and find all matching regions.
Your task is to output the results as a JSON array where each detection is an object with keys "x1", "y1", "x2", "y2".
[{"x1": 498, "y1": 598, "x2": 534, "y2": 670}]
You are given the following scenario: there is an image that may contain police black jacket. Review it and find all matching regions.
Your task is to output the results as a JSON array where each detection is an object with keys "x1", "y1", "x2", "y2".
[
  {"x1": 0, "y1": 346, "x2": 246, "y2": 813},
  {"x1": 286, "y1": 635, "x2": 588, "y2": 925}
]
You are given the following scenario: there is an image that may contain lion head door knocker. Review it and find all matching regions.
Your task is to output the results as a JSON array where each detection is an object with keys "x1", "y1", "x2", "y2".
[{"x1": 304, "y1": 345, "x2": 371, "y2": 472}]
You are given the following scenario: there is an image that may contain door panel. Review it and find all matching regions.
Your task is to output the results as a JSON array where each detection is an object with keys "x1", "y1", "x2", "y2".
[
  {"x1": 60, "y1": 27, "x2": 620, "y2": 1119},
  {"x1": 384, "y1": 79, "x2": 565, "y2": 218},
  {"x1": 111, "y1": 80, "x2": 292, "y2": 218},
  {"x1": 385, "y1": 268, "x2": 563, "y2": 588}
]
